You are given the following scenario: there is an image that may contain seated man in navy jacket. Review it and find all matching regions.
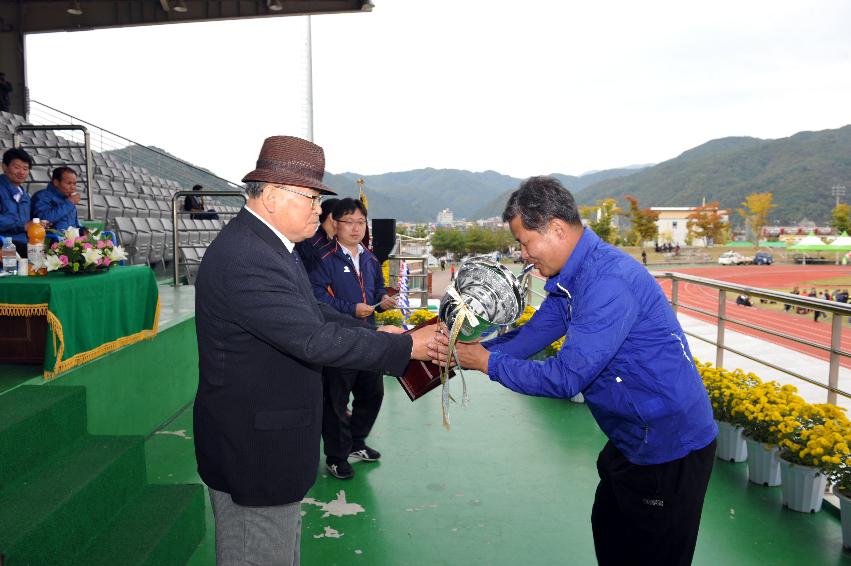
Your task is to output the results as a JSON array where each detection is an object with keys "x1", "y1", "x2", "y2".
[
  {"x1": 31, "y1": 166, "x2": 83, "y2": 233},
  {"x1": 308, "y1": 197, "x2": 397, "y2": 479},
  {"x1": 0, "y1": 148, "x2": 35, "y2": 255}
]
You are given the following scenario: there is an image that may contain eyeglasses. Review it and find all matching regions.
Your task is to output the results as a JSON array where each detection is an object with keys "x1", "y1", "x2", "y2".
[
  {"x1": 271, "y1": 184, "x2": 323, "y2": 208},
  {"x1": 337, "y1": 219, "x2": 367, "y2": 228}
]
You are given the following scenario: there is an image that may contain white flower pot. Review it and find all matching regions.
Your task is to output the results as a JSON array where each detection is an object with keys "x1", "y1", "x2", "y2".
[
  {"x1": 744, "y1": 437, "x2": 781, "y2": 486},
  {"x1": 779, "y1": 459, "x2": 827, "y2": 513},
  {"x1": 833, "y1": 486, "x2": 851, "y2": 549},
  {"x1": 715, "y1": 420, "x2": 747, "y2": 462}
]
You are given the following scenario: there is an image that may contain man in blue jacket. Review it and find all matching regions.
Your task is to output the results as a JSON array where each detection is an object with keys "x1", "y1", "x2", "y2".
[
  {"x1": 308, "y1": 197, "x2": 397, "y2": 480},
  {"x1": 31, "y1": 166, "x2": 82, "y2": 233},
  {"x1": 430, "y1": 176, "x2": 717, "y2": 566},
  {"x1": 0, "y1": 147, "x2": 35, "y2": 254}
]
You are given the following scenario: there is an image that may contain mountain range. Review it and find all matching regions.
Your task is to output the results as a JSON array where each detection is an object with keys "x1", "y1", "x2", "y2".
[
  {"x1": 326, "y1": 125, "x2": 850, "y2": 224},
  {"x1": 108, "y1": 125, "x2": 851, "y2": 225},
  {"x1": 575, "y1": 125, "x2": 851, "y2": 224}
]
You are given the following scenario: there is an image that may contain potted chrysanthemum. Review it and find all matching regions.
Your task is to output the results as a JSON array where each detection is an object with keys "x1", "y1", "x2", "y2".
[
  {"x1": 698, "y1": 361, "x2": 754, "y2": 462},
  {"x1": 776, "y1": 402, "x2": 846, "y2": 513},
  {"x1": 733, "y1": 380, "x2": 800, "y2": 486}
]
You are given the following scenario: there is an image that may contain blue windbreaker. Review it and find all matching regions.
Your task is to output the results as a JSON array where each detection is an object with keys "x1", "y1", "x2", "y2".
[
  {"x1": 486, "y1": 228, "x2": 717, "y2": 465},
  {"x1": 308, "y1": 240, "x2": 388, "y2": 322},
  {"x1": 0, "y1": 174, "x2": 31, "y2": 247},
  {"x1": 31, "y1": 184, "x2": 81, "y2": 232},
  {"x1": 295, "y1": 228, "x2": 333, "y2": 275}
]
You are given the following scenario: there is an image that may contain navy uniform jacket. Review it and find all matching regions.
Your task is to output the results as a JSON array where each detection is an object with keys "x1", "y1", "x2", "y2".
[
  {"x1": 31, "y1": 184, "x2": 80, "y2": 232},
  {"x1": 294, "y1": 228, "x2": 333, "y2": 274},
  {"x1": 0, "y1": 174, "x2": 30, "y2": 246},
  {"x1": 193, "y1": 208, "x2": 412, "y2": 506},
  {"x1": 307, "y1": 239, "x2": 387, "y2": 321}
]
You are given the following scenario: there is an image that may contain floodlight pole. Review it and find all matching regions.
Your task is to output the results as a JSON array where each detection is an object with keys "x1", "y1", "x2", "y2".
[
  {"x1": 832, "y1": 184, "x2": 846, "y2": 209},
  {"x1": 305, "y1": 15, "x2": 314, "y2": 142}
]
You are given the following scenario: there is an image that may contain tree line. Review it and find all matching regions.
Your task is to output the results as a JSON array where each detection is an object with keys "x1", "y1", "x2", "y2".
[
  {"x1": 404, "y1": 191, "x2": 851, "y2": 257},
  {"x1": 580, "y1": 192, "x2": 791, "y2": 246}
]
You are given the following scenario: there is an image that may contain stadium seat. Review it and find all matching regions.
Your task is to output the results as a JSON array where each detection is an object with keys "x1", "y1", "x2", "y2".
[
  {"x1": 160, "y1": 218, "x2": 175, "y2": 263},
  {"x1": 133, "y1": 197, "x2": 149, "y2": 218},
  {"x1": 129, "y1": 217, "x2": 153, "y2": 266},
  {"x1": 114, "y1": 217, "x2": 140, "y2": 264},
  {"x1": 104, "y1": 195, "x2": 124, "y2": 225},
  {"x1": 143, "y1": 217, "x2": 166, "y2": 267},
  {"x1": 119, "y1": 196, "x2": 139, "y2": 217}
]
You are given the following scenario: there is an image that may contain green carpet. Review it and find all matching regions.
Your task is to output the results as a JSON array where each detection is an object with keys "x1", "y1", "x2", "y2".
[
  {"x1": 0, "y1": 384, "x2": 204, "y2": 565},
  {"x1": 147, "y1": 372, "x2": 851, "y2": 565}
]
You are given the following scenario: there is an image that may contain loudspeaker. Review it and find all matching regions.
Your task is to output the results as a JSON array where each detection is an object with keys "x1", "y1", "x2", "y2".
[{"x1": 371, "y1": 218, "x2": 396, "y2": 263}]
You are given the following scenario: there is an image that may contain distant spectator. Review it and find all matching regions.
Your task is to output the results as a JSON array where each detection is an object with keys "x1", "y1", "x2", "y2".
[
  {"x1": 31, "y1": 166, "x2": 83, "y2": 233},
  {"x1": 184, "y1": 184, "x2": 218, "y2": 220},
  {"x1": 736, "y1": 294, "x2": 752, "y2": 307},
  {"x1": 811, "y1": 288, "x2": 823, "y2": 322},
  {"x1": 0, "y1": 73, "x2": 12, "y2": 113},
  {"x1": 641, "y1": 249, "x2": 647, "y2": 266},
  {"x1": 674, "y1": 243, "x2": 680, "y2": 256},
  {"x1": 440, "y1": 258, "x2": 446, "y2": 270},
  {"x1": 450, "y1": 262, "x2": 456, "y2": 281},
  {"x1": 786, "y1": 286, "x2": 799, "y2": 312},
  {"x1": 0, "y1": 147, "x2": 35, "y2": 254}
]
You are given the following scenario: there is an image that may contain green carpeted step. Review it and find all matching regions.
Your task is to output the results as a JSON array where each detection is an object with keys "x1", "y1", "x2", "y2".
[
  {"x1": 0, "y1": 385, "x2": 87, "y2": 489},
  {"x1": 0, "y1": 433, "x2": 146, "y2": 566},
  {"x1": 70, "y1": 483, "x2": 206, "y2": 566}
]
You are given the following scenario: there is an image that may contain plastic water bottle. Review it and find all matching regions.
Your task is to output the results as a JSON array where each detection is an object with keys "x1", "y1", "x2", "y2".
[{"x1": 2, "y1": 237, "x2": 17, "y2": 275}]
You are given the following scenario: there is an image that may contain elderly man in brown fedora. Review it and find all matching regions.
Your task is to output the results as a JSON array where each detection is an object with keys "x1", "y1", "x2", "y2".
[{"x1": 193, "y1": 135, "x2": 436, "y2": 565}]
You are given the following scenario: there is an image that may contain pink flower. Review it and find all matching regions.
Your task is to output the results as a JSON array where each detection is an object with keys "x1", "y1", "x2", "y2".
[
  {"x1": 51, "y1": 242, "x2": 59, "y2": 250},
  {"x1": 59, "y1": 255, "x2": 69, "y2": 266},
  {"x1": 82, "y1": 243, "x2": 93, "y2": 250},
  {"x1": 64, "y1": 239, "x2": 74, "y2": 248},
  {"x1": 102, "y1": 257, "x2": 111, "y2": 267},
  {"x1": 106, "y1": 240, "x2": 114, "y2": 248},
  {"x1": 75, "y1": 236, "x2": 86, "y2": 243},
  {"x1": 97, "y1": 240, "x2": 106, "y2": 249}
]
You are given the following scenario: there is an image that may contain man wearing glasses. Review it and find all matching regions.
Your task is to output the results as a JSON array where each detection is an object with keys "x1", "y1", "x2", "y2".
[
  {"x1": 193, "y1": 136, "x2": 436, "y2": 565},
  {"x1": 307, "y1": 197, "x2": 397, "y2": 480}
]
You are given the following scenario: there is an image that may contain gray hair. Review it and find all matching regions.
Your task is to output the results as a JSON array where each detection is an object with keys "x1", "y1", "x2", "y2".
[
  {"x1": 502, "y1": 176, "x2": 582, "y2": 232},
  {"x1": 244, "y1": 181, "x2": 267, "y2": 199}
]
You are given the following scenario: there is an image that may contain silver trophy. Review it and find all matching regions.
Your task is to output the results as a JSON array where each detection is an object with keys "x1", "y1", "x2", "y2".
[
  {"x1": 434, "y1": 257, "x2": 533, "y2": 428},
  {"x1": 439, "y1": 257, "x2": 532, "y2": 341}
]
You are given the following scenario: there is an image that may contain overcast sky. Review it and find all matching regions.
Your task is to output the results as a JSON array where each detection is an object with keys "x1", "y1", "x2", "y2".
[{"x1": 25, "y1": 0, "x2": 851, "y2": 184}]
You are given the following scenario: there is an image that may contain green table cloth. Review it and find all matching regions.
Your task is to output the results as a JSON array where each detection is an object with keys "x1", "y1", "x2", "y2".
[{"x1": 0, "y1": 266, "x2": 159, "y2": 379}]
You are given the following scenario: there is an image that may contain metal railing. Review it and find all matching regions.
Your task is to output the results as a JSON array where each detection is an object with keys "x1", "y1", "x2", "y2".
[
  {"x1": 13, "y1": 124, "x2": 94, "y2": 221},
  {"x1": 654, "y1": 271, "x2": 851, "y2": 405},
  {"x1": 522, "y1": 269, "x2": 851, "y2": 405},
  {"x1": 171, "y1": 190, "x2": 246, "y2": 286},
  {"x1": 28, "y1": 100, "x2": 244, "y2": 211}
]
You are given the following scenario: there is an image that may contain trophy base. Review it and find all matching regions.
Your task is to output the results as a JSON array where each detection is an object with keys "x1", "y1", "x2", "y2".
[{"x1": 397, "y1": 317, "x2": 454, "y2": 401}]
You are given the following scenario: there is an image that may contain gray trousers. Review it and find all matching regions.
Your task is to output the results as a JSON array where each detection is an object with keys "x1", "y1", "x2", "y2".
[{"x1": 209, "y1": 487, "x2": 302, "y2": 566}]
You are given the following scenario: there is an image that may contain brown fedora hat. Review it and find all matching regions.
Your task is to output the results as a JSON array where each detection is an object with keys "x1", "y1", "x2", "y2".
[{"x1": 242, "y1": 136, "x2": 338, "y2": 195}]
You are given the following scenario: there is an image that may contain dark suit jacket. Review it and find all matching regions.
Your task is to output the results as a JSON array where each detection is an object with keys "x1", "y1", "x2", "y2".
[{"x1": 193, "y1": 208, "x2": 412, "y2": 506}]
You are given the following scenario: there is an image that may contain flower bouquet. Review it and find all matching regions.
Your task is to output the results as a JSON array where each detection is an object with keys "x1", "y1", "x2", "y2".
[{"x1": 45, "y1": 227, "x2": 128, "y2": 275}]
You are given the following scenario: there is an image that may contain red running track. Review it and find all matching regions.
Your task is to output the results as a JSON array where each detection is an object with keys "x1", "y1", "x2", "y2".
[{"x1": 655, "y1": 265, "x2": 851, "y2": 367}]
